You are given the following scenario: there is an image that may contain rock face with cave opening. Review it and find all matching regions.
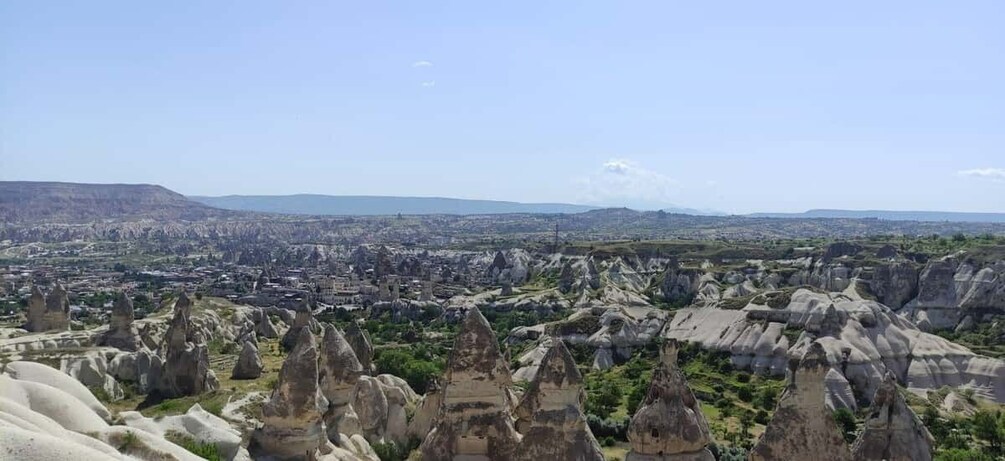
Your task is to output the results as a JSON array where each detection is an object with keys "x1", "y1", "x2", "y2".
[
  {"x1": 626, "y1": 339, "x2": 714, "y2": 461},
  {"x1": 749, "y1": 342, "x2": 853, "y2": 461},
  {"x1": 418, "y1": 307, "x2": 522, "y2": 461}
]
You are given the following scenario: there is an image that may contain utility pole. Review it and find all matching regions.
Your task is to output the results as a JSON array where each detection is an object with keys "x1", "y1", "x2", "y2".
[{"x1": 553, "y1": 221, "x2": 560, "y2": 253}]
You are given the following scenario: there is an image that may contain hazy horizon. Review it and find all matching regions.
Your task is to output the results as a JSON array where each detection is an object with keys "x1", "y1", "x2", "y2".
[{"x1": 2, "y1": 1, "x2": 1003, "y2": 214}]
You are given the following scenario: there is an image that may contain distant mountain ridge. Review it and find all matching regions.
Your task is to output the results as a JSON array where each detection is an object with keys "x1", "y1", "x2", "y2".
[
  {"x1": 189, "y1": 194, "x2": 599, "y2": 215},
  {"x1": 0, "y1": 181, "x2": 230, "y2": 223},
  {"x1": 750, "y1": 209, "x2": 1005, "y2": 223}
]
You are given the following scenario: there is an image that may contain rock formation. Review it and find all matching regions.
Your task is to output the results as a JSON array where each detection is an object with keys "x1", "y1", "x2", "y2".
[
  {"x1": 625, "y1": 339, "x2": 713, "y2": 461},
  {"x1": 43, "y1": 283, "x2": 72, "y2": 331},
  {"x1": 156, "y1": 297, "x2": 219, "y2": 398},
  {"x1": 749, "y1": 342, "x2": 853, "y2": 461},
  {"x1": 251, "y1": 327, "x2": 333, "y2": 460},
  {"x1": 418, "y1": 307, "x2": 522, "y2": 460},
  {"x1": 256, "y1": 310, "x2": 281, "y2": 339},
  {"x1": 99, "y1": 291, "x2": 142, "y2": 351},
  {"x1": 319, "y1": 324, "x2": 364, "y2": 441},
  {"x1": 664, "y1": 288, "x2": 1005, "y2": 403},
  {"x1": 870, "y1": 261, "x2": 919, "y2": 309},
  {"x1": 851, "y1": 373, "x2": 934, "y2": 461},
  {"x1": 345, "y1": 322, "x2": 374, "y2": 375},
  {"x1": 231, "y1": 340, "x2": 263, "y2": 380},
  {"x1": 24, "y1": 285, "x2": 46, "y2": 332},
  {"x1": 513, "y1": 339, "x2": 604, "y2": 461},
  {"x1": 406, "y1": 379, "x2": 442, "y2": 442},
  {"x1": 24, "y1": 283, "x2": 71, "y2": 332},
  {"x1": 281, "y1": 301, "x2": 316, "y2": 352}
]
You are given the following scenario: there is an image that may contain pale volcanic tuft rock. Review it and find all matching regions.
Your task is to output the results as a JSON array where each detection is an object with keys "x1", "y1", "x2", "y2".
[
  {"x1": 319, "y1": 324, "x2": 365, "y2": 441},
  {"x1": 513, "y1": 339, "x2": 604, "y2": 461},
  {"x1": 345, "y1": 322, "x2": 374, "y2": 375},
  {"x1": 99, "y1": 291, "x2": 142, "y2": 351},
  {"x1": 749, "y1": 342, "x2": 853, "y2": 461},
  {"x1": 851, "y1": 372, "x2": 934, "y2": 461},
  {"x1": 231, "y1": 340, "x2": 263, "y2": 380},
  {"x1": 418, "y1": 307, "x2": 522, "y2": 461},
  {"x1": 626, "y1": 339, "x2": 714, "y2": 461},
  {"x1": 155, "y1": 295, "x2": 219, "y2": 398},
  {"x1": 250, "y1": 327, "x2": 333, "y2": 460},
  {"x1": 24, "y1": 286, "x2": 47, "y2": 332}
]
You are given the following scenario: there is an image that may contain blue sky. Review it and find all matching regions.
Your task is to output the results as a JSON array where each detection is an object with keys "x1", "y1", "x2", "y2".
[{"x1": 2, "y1": 1, "x2": 1003, "y2": 213}]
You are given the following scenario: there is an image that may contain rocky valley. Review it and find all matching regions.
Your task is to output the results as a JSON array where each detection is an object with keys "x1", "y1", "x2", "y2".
[{"x1": 2, "y1": 183, "x2": 1005, "y2": 461}]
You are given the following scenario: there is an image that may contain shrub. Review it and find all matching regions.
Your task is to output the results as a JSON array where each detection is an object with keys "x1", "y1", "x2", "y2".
[
  {"x1": 586, "y1": 414, "x2": 630, "y2": 441},
  {"x1": 165, "y1": 431, "x2": 222, "y2": 461},
  {"x1": 737, "y1": 385, "x2": 753, "y2": 402},
  {"x1": 372, "y1": 441, "x2": 406, "y2": 461},
  {"x1": 832, "y1": 408, "x2": 857, "y2": 443}
]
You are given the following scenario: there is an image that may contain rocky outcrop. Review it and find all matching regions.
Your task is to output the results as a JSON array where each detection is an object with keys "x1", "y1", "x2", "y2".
[
  {"x1": 345, "y1": 322, "x2": 374, "y2": 375},
  {"x1": 231, "y1": 340, "x2": 263, "y2": 379},
  {"x1": 280, "y1": 301, "x2": 321, "y2": 352},
  {"x1": 256, "y1": 310, "x2": 281, "y2": 339},
  {"x1": 664, "y1": 288, "x2": 1005, "y2": 403},
  {"x1": 156, "y1": 297, "x2": 219, "y2": 398},
  {"x1": 44, "y1": 283, "x2": 72, "y2": 332},
  {"x1": 24, "y1": 286, "x2": 46, "y2": 332},
  {"x1": 660, "y1": 263, "x2": 702, "y2": 306},
  {"x1": 870, "y1": 261, "x2": 919, "y2": 309},
  {"x1": 319, "y1": 324, "x2": 364, "y2": 441},
  {"x1": 626, "y1": 339, "x2": 713, "y2": 461},
  {"x1": 99, "y1": 292, "x2": 142, "y2": 351},
  {"x1": 24, "y1": 283, "x2": 71, "y2": 332},
  {"x1": 558, "y1": 257, "x2": 600, "y2": 295},
  {"x1": 749, "y1": 342, "x2": 853, "y2": 461},
  {"x1": 406, "y1": 379, "x2": 442, "y2": 442},
  {"x1": 250, "y1": 328, "x2": 332, "y2": 460},
  {"x1": 418, "y1": 307, "x2": 522, "y2": 460},
  {"x1": 513, "y1": 340, "x2": 604, "y2": 461},
  {"x1": 901, "y1": 254, "x2": 1005, "y2": 331},
  {"x1": 851, "y1": 373, "x2": 934, "y2": 461},
  {"x1": 0, "y1": 363, "x2": 215, "y2": 461}
]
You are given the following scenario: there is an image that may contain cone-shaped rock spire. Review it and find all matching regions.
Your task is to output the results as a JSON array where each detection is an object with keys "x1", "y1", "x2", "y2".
[
  {"x1": 156, "y1": 295, "x2": 219, "y2": 397},
  {"x1": 851, "y1": 372, "x2": 934, "y2": 461},
  {"x1": 418, "y1": 307, "x2": 521, "y2": 460},
  {"x1": 514, "y1": 339, "x2": 604, "y2": 461},
  {"x1": 345, "y1": 322, "x2": 374, "y2": 375},
  {"x1": 626, "y1": 339, "x2": 714, "y2": 461},
  {"x1": 100, "y1": 291, "x2": 142, "y2": 351},
  {"x1": 251, "y1": 327, "x2": 333, "y2": 460},
  {"x1": 24, "y1": 286, "x2": 46, "y2": 332},
  {"x1": 750, "y1": 341, "x2": 853, "y2": 461},
  {"x1": 319, "y1": 324, "x2": 365, "y2": 442}
]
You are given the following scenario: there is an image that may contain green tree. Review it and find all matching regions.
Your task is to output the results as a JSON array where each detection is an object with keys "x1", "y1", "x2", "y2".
[
  {"x1": 586, "y1": 380, "x2": 623, "y2": 419},
  {"x1": 832, "y1": 408, "x2": 857, "y2": 444},
  {"x1": 971, "y1": 410, "x2": 1002, "y2": 454}
]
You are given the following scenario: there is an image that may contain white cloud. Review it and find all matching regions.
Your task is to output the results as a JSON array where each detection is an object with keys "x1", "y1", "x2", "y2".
[
  {"x1": 958, "y1": 168, "x2": 1005, "y2": 182},
  {"x1": 577, "y1": 158, "x2": 679, "y2": 209},
  {"x1": 420, "y1": 80, "x2": 436, "y2": 87},
  {"x1": 412, "y1": 60, "x2": 433, "y2": 68}
]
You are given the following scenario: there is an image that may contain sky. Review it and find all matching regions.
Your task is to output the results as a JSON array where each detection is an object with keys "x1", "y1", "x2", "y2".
[{"x1": 1, "y1": 1, "x2": 1003, "y2": 214}]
